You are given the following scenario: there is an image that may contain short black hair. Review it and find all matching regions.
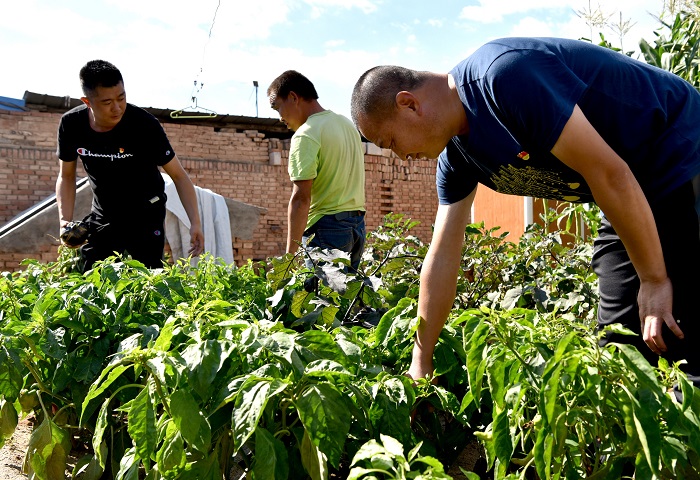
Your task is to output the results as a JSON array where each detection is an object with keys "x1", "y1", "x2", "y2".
[
  {"x1": 267, "y1": 70, "x2": 318, "y2": 102},
  {"x1": 351, "y1": 65, "x2": 428, "y2": 125},
  {"x1": 79, "y1": 60, "x2": 123, "y2": 97}
]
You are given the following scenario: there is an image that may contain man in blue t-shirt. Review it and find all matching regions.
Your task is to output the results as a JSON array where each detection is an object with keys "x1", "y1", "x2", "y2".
[
  {"x1": 56, "y1": 60, "x2": 204, "y2": 270},
  {"x1": 351, "y1": 37, "x2": 700, "y2": 387}
]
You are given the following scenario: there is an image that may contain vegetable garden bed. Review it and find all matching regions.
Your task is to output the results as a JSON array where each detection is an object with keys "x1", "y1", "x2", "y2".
[{"x1": 1, "y1": 213, "x2": 699, "y2": 479}]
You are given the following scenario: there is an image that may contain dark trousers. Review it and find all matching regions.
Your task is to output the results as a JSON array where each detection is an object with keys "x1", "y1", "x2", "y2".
[
  {"x1": 593, "y1": 180, "x2": 700, "y2": 376},
  {"x1": 80, "y1": 205, "x2": 167, "y2": 272},
  {"x1": 302, "y1": 210, "x2": 366, "y2": 271}
]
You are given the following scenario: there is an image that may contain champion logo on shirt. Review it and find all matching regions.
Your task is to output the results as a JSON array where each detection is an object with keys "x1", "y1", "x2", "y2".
[
  {"x1": 76, "y1": 147, "x2": 133, "y2": 162},
  {"x1": 517, "y1": 151, "x2": 530, "y2": 161}
]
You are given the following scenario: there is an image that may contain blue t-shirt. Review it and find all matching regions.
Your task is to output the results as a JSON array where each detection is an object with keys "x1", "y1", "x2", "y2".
[{"x1": 438, "y1": 37, "x2": 700, "y2": 206}]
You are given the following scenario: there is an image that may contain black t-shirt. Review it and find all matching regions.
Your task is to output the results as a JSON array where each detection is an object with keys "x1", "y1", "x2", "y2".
[{"x1": 57, "y1": 103, "x2": 176, "y2": 219}]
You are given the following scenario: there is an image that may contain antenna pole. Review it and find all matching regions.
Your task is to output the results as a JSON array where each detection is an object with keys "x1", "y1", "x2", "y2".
[{"x1": 253, "y1": 80, "x2": 259, "y2": 117}]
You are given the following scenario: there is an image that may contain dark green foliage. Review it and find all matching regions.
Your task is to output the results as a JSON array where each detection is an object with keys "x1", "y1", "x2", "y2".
[{"x1": 1, "y1": 212, "x2": 699, "y2": 480}]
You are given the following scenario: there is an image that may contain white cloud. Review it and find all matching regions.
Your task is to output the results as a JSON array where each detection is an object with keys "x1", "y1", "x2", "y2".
[
  {"x1": 324, "y1": 39, "x2": 346, "y2": 48},
  {"x1": 507, "y1": 16, "x2": 556, "y2": 37},
  {"x1": 427, "y1": 19, "x2": 444, "y2": 28},
  {"x1": 460, "y1": 0, "x2": 573, "y2": 23},
  {"x1": 458, "y1": 0, "x2": 663, "y2": 26},
  {"x1": 302, "y1": 0, "x2": 378, "y2": 14}
]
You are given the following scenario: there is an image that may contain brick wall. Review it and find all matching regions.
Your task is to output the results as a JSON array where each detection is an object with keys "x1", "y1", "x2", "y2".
[{"x1": 0, "y1": 109, "x2": 440, "y2": 271}]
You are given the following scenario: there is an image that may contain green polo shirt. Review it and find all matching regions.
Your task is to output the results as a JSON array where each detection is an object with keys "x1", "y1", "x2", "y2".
[{"x1": 288, "y1": 110, "x2": 366, "y2": 229}]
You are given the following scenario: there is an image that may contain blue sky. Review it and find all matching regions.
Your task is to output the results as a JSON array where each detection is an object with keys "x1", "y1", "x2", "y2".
[{"x1": 0, "y1": 0, "x2": 668, "y2": 120}]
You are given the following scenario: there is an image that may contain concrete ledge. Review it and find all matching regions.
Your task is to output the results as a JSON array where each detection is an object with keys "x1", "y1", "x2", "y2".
[{"x1": 0, "y1": 181, "x2": 266, "y2": 253}]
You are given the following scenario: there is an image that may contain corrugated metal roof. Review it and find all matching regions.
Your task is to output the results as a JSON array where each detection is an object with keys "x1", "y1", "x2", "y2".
[{"x1": 0, "y1": 96, "x2": 29, "y2": 112}]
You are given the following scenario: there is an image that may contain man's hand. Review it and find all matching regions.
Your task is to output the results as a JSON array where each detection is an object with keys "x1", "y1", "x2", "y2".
[
  {"x1": 406, "y1": 346, "x2": 435, "y2": 382},
  {"x1": 60, "y1": 221, "x2": 89, "y2": 248},
  {"x1": 188, "y1": 225, "x2": 204, "y2": 256},
  {"x1": 638, "y1": 276, "x2": 682, "y2": 355}
]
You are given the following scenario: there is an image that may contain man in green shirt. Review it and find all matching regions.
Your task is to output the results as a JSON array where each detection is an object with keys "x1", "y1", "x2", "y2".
[{"x1": 268, "y1": 70, "x2": 366, "y2": 270}]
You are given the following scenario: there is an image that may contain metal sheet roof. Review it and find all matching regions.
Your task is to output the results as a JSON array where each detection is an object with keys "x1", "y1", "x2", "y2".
[{"x1": 22, "y1": 91, "x2": 292, "y2": 138}]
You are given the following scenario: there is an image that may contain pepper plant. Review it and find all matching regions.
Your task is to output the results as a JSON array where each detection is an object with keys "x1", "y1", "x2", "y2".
[{"x1": 1, "y1": 213, "x2": 700, "y2": 480}]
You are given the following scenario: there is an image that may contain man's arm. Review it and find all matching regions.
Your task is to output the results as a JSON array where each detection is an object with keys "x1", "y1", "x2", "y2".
[
  {"x1": 287, "y1": 179, "x2": 313, "y2": 254},
  {"x1": 551, "y1": 104, "x2": 681, "y2": 355},
  {"x1": 407, "y1": 190, "x2": 475, "y2": 380},
  {"x1": 56, "y1": 159, "x2": 77, "y2": 231},
  {"x1": 162, "y1": 156, "x2": 204, "y2": 256}
]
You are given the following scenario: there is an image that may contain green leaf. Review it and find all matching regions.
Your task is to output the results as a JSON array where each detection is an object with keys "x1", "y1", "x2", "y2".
[
  {"x1": 486, "y1": 352, "x2": 507, "y2": 410},
  {"x1": 0, "y1": 357, "x2": 23, "y2": 401},
  {"x1": 458, "y1": 471, "x2": 481, "y2": 480},
  {"x1": 350, "y1": 438, "x2": 384, "y2": 465},
  {"x1": 300, "y1": 428, "x2": 328, "y2": 480},
  {"x1": 543, "y1": 365, "x2": 562, "y2": 425},
  {"x1": 465, "y1": 320, "x2": 490, "y2": 407},
  {"x1": 371, "y1": 297, "x2": 415, "y2": 348},
  {"x1": 154, "y1": 318, "x2": 177, "y2": 351},
  {"x1": 92, "y1": 399, "x2": 111, "y2": 470},
  {"x1": 379, "y1": 434, "x2": 404, "y2": 457},
  {"x1": 631, "y1": 390, "x2": 661, "y2": 476},
  {"x1": 261, "y1": 331, "x2": 298, "y2": 369},
  {"x1": 170, "y1": 389, "x2": 211, "y2": 453},
  {"x1": 22, "y1": 417, "x2": 71, "y2": 480},
  {"x1": 115, "y1": 446, "x2": 139, "y2": 480},
  {"x1": 127, "y1": 386, "x2": 157, "y2": 467},
  {"x1": 304, "y1": 359, "x2": 354, "y2": 380},
  {"x1": 231, "y1": 378, "x2": 288, "y2": 453},
  {"x1": 253, "y1": 427, "x2": 289, "y2": 480},
  {"x1": 156, "y1": 421, "x2": 186, "y2": 475},
  {"x1": 291, "y1": 289, "x2": 312, "y2": 317},
  {"x1": 492, "y1": 407, "x2": 513, "y2": 467},
  {"x1": 296, "y1": 330, "x2": 349, "y2": 367},
  {"x1": 634, "y1": 451, "x2": 654, "y2": 480},
  {"x1": 180, "y1": 451, "x2": 222, "y2": 480},
  {"x1": 40, "y1": 327, "x2": 67, "y2": 359},
  {"x1": 533, "y1": 425, "x2": 553, "y2": 480},
  {"x1": 72, "y1": 452, "x2": 105, "y2": 480},
  {"x1": 616, "y1": 344, "x2": 661, "y2": 390},
  {"x1": 296, "y1": 383, "x2": 351, "y2": 468},
  {"x1": 316, "y1": 262, "x2": 351, "y2": 293},
  {"x1": 0, "y1": 397, "x2": 18, "y2": 446},
  {"x1": 335, "y1": 335, "x2": 362, "y2": 368},
  {"x1": 81, "y1": 364, "x2": 132, "y2": 424},
  {"x1": 318, "y1": 305, "x2": 339, "y2": 327},
  {"x1": 71, "y1": 353, "x2": 104, "y2": 384},
  {"x1": 181, "y1": 339, "x2": 226, "y2": 400}
]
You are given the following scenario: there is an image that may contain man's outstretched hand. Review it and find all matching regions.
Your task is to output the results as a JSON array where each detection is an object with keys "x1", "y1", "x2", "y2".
[
  {"x1": 638, "y1": 276, "x2": 683, "y2": 355},
  {"x1": 189, "y1": 225, "x2": 204, "y2": 256}
]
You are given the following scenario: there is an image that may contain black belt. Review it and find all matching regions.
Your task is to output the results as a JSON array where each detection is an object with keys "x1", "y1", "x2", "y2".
[{"x1": 333, "y1": 210, "x2": 365, "y2": 221}]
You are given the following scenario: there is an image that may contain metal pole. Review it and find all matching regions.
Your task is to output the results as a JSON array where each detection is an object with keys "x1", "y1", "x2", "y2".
[{"x1": 253, "y1": 80, "x2": 259, "y2": 117}]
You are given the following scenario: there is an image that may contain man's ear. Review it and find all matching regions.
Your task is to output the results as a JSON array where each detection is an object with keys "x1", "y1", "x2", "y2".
[
  {"x1": 80, "y1": 96, "x2": 91, "y2": 108},
  {"x1": 396, "y1": 91, "x2": 420, "y2": 113}
]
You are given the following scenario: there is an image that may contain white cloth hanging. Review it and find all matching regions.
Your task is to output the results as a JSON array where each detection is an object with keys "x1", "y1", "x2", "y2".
[{"x1": 162, "y1": 173, "x2": 234, "y2": 265}]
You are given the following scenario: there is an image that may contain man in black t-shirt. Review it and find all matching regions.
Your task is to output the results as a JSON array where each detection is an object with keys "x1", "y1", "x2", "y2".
[{"x1": 56, "y1": 60, "x2": 204, "y2": 270}]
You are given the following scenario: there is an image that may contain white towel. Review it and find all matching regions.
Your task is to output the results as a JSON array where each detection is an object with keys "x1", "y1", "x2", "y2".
[{"x1": 162, "y1": 173, "x2": 234, "y2": 265}]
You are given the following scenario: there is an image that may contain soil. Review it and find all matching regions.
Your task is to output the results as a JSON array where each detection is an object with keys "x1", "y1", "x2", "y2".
[
  {"x1": 447, "y1": 439, "x2": 487, "y2": 479},
  {"x1": 0, "y1": 416, "x2": 32, "y2": 480}
]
